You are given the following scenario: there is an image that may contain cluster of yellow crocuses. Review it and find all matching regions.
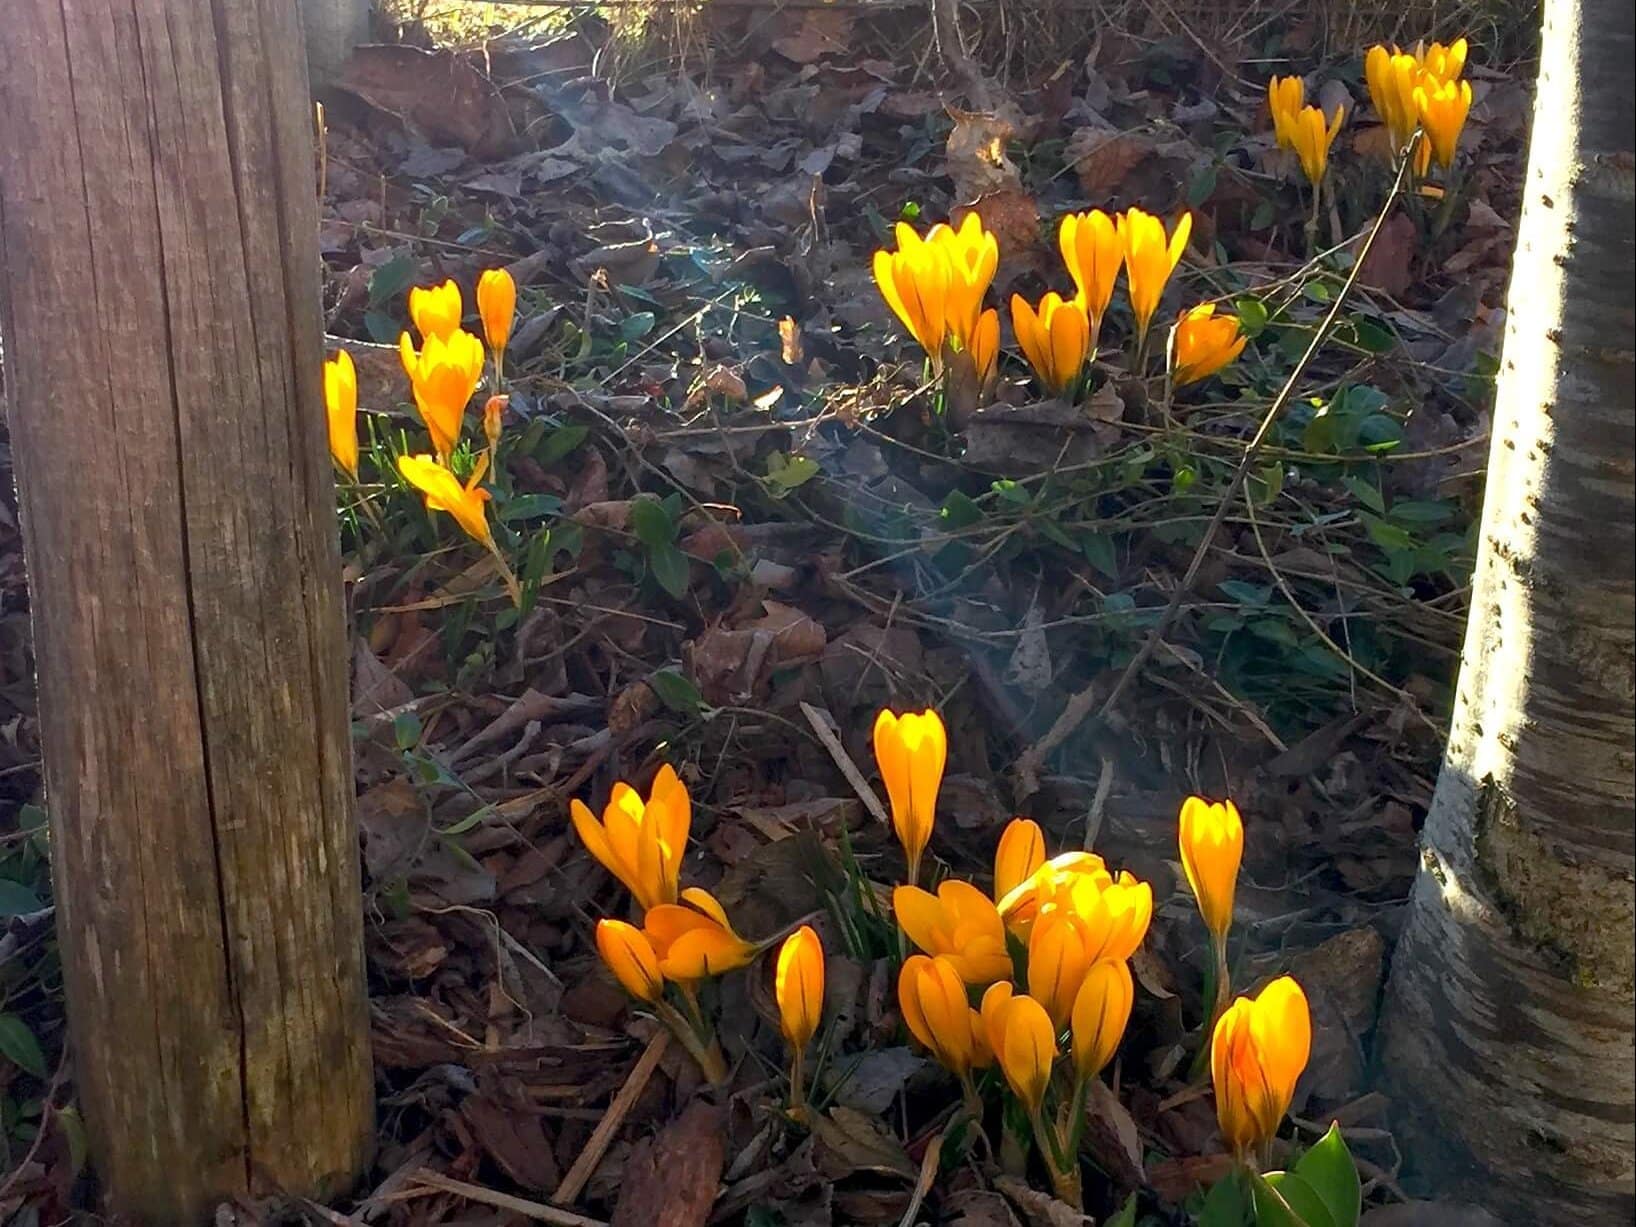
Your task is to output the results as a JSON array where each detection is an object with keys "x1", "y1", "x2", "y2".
[
  {"x1": 1179, "y1": 796, "x2": 1314, "y2": 1170},
  {"x1": 874, "y1": 208, "x2": 1244, "y2": 404},
  {"x1": 1268, "y1": 35, "x2": 1473, "y2": 193},
  {"x1": 573, "y1": 711, "x2": 1314, "y2": 1202},
  {"x1": 322, "y1": 269, "x2": 518, "y2": 586}
]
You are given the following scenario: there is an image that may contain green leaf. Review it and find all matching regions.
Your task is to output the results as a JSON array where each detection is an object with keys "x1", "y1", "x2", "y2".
[
  {"x1": 1349, "y1": 316, "x2": 1395, "y2": 353},
  {"x1": 649, "y1": 542, "x2": 691, "y2": 597},
  {"x1": 1359, "y1": 512, "x2": 1415, "y2": 552},
  {"x1": 1080, "y1": 532, "x2": 1119, "y2": 580},
  {"x1": 939, "y1": 490, "x2": 984, "y2": 530},
  {"x1": 1249, "y1": 461, "x2": 1285, "y2": 505},
  {"x1": 1105, "y1": 1192, "x2": 1139, "y2": 1227},
  {"x1": 1199, "y1": 1167, "x2": 1252, "y2": 1227},
  {"x1": 1292, "y1": 1122, "x2": 1362, "y2": 1227},
  {"x1": 0, "y1": 880, "x2": 42, "y2": 918},
  {"x1": 1219, "y1": 579, "x2": 1272, "y2": 607},
  {"x1": 764, "y1": 452, "x2": 820, "y2": 497},
  {"x1": 56, "y1": 1106, "x2": 89, "y2": 1179},
  {"x1": 0, "y1": 1016, "x2": 47, "y2": 1079},
  {"x1": 1342, "y1": 476, "x2": 1386, "y2": 514},
  {"x1": 16, "y1": 804, "x2": 47, "y2": 834},
  {"x1": 649, "y1": 669, "x2": 704, "y2": 715},
  {"x1": 991, "y1": 479, "x2": 1031, "y2": 507},
  {"x1": 368, "y1": 253, "x2": 416, "y2": 306},
  {"x1": 631, "y1": 498, "x2": 676, "y2": 548},
  {"x1": 1257, "y1": 1170, "x2": 1332, "y2": 1227},
  {"x1": 1249, "y1": 617, "x2": 1300, "y2": 646},
  {"x1": 364, "y1": 309, "x2": 401, "y2": 344},
  {"x1": 1388, "y1": 499, "x2": 1456, "y2": 525},
  {"x1": 1236, "y1": 296, "x2": 1270, "y2": 337},
  {"x1": 535, "y1": 424, "x2": 589, "y2": 468},
  {"x1": 437, "y1": 805, "x2": 494, "y2": 837},
  {"x1": 1188, "y1": 162, "x2": 1220, "y2": 206},
  {"x1": 619, "y1": 311, "x2": 657, "y2": 340},
  {"x1": 393, "y1": 711, "x2": 423, "y2": 751},
  {"x1": 1250, "y1": 199, "x2": 1277, "y2": 231}
]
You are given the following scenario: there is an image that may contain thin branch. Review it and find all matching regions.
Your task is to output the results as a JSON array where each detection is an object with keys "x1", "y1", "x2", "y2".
[{"x1": 1013, "y1": 138, "x2": 1423, "y2": 798}]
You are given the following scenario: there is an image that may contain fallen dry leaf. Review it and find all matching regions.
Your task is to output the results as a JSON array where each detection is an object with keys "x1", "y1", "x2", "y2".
[{"x1": 611, "y1": 1100, "x2": 726, "y2": 1227}]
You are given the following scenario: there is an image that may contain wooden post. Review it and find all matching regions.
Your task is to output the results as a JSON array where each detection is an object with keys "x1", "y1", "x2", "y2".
[{"x1": 0, "y1": 2, "x2": 374, "y2": 1221}]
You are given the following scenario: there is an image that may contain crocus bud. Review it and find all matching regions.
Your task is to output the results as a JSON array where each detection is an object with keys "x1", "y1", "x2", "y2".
[
  {"x1": 1178, "y1": 795, "x2": 1244, "y2": 940},
  {"x1": 596, "y1": 919, "x2": 664, "y2": 1003},
  {"x1": 775, "y1": 925, "x2": 825, "y2": 1051}
]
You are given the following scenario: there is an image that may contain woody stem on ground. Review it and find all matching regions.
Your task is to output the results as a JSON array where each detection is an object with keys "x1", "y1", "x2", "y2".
[{"x1": 1012, "y1": 133, "x2": 1424, "y2": 798}]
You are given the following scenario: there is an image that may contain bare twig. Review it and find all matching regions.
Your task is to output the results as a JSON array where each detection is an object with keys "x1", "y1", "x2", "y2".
[
  {"x1": 1013, "y1": 138, "x2": 1422, "y2": 798},
  {"x1": 552, "y1": 1028, "x2": 672, "y2": 1207},
  {"x1": 800, "y1": 701, "x2": 892, "y2": 829},
  {"x1": 406, "y1": 1169, "x2": 607, "y2": 1227}
]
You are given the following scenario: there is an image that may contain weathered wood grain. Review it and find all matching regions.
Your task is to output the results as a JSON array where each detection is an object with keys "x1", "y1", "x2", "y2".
[{"x1": 0, "y1": 2, "x2": 373, "y2": 1220}]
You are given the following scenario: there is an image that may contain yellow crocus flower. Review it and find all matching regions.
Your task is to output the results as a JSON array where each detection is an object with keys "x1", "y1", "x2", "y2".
[
  {"x1": 872, "y1": 223, "x2": 951, "y2": 367},
  {"x1": 1178, "y1": 795, "x2": 1244, "y2": 939},
  {"x1": 1415, "y1": 77, "x2": 1473, "y2": 169},
  {"x1": 1366, "y1": 45, "x2": 1424, "y2": 154},
  {"x1": 893, "y1": 880, "x2": 1013, "y2": 986},
  {"x1": 899, "y1": 954, "x2": 991, "y2": 1078},
  {"x1": 408, "y1": 279, "x2": 463, "y2": 343},
  {"x1": 970, "y1": 307, "x2": 1000, "y2": 392},
  {"x1": 775, "y1": 925, "x2": 825, "y2": 1052},
  {"x1": 322, "y1": 348, "x2": 359, "y2": 481},
  {"x1": 642, "y1": 887, "x2": 758, "y2": 980},
  {"x1": 1289, "y1": 103, "x2": 1345, "y2": 187},
  {"x1": 1211, "y1": 976, "x2": 1312, "y2": 1157},
  {"x1": 399, "y1": 327, "x2": 485, "y2": 463},
  {"x1": 476, "y1": 267, "x2": 517, "y2": 362},
  {"x1": 873, "y1": 707, "x2": 947, "y2": 885},
  {"x1": 928, "y1": 212, "x2": 998, "y2": 351},
  {"x1": 568, "y1": 763, "x2": 691, "y2": 912},
  {"x1": 396, "y1": 452, "x2": 494, "y2": 550},
  {"x1": 1266, "y1": 75, "x2": 1306, "y2": 149},
  {"x1": 1026, "y1": 888, "x2": 1150, "y2": 1028},
  {"x1": 993, "y1": 817, "x2": 1046, "y2": 904},
  {"x1": 1058, "y1": 210, "x2": 1123, "y2": 339},
  {"x1": 1010, "y1": 292, "x2": 1089, "y2": 398},
  {"x1": 997, "y1": 850, "x2": 1112, "y2": 938},
  {"x1": 980, "y1": 983, "x2": 1057, "y2": 1117},
  {"x1": 1118, "y1": 208, "x2": 1192, "y2": 348},
  {"x1": 1171, "y1": 304, "x2": 1248, "y2": 388},
  {"x1": 1415, "y1": 37, "x2": 1468, "y2": 85},
  {"x1": 1071, "y1": 958, "x2": 1133, "y2": 1082},
  {"x1": 595, "y1": 919, "x2": 664, "y2": 1003}
]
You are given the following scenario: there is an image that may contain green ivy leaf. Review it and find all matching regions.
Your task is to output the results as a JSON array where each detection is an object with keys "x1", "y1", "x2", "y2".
[
  {"x1": 1292, "y1": 1122, "x2": 1362, "y2": 1227},
  {"x1": 649, "y1": 669, "x2": 704, "y2": 715},
  {"x1": 367, "y1": 253, "x2": 416, "y2": 306},
  {"x1": 620, "y1": 311, "x2": 657, "y2": 340},
  {"x1": 1080, "y1": 532, "x2": 1119, "y2": 580},
  {"x1": 1342, "y1": 476, "x2": 1387, "y2": 514},
  {"x1": 649, "y1": 541, "x2": 691, "y2": 597},
  {"x1": 0, "y1": 880, "x2": 42, "y2": 918},
  {"x1": 534, "y1": 424, "x2": 589, "y2": 468},
  {"x1": 1236, "y1": 296, "x2": 1271, "y2": 336},
  {"x1": 631, "y1": 498, "x2": 676, "y2": 548},
  {"x1": 0, "y1": 1016, "x2": 47, "y2": 1079}
]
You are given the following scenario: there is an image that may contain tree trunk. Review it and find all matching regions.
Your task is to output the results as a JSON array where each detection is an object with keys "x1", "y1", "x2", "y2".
[
  {"x1": 301, "y1": 0, "x2": 372, "y2": 92},
  {"x1": 1375, "y1": 0, "x2": 1635, "y2": 1221},
  {"x1": 0, "y1": 2, "x2": 374, "y2": 1221}
]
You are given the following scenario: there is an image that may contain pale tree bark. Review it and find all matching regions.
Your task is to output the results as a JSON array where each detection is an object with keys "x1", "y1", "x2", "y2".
[
  {"x1": 1375, "y1": 0, "x2": 1635, "y2": 1222},
  {"x1": 301, "y1": 0, "x2": 372, "y2": 91}
]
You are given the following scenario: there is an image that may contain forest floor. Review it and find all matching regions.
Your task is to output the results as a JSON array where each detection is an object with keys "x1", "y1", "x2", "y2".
[{"x1": 0, "y1": 3, "x2": 1537, "y2": 1224}]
